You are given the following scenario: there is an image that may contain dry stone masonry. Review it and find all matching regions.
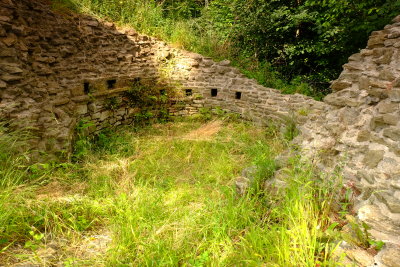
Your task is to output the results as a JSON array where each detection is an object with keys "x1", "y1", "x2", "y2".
[
  {"x1": 0, "y1": 0, "x2": 324, "y2": 160},
  {"x1": 1, "y1": 0, "x2": 400, "y2": 265},
  {"x1": 297, "y1": 15, "x2": 400, "y2": 265}
]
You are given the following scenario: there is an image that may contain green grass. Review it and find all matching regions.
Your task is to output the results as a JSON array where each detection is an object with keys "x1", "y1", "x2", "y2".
[{"x1": 0, "y1": 116, "x2": 347, "y2": 266}]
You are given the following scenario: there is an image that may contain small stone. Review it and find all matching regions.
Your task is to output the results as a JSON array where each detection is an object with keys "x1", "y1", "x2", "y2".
[
  {"x1": 383, "y1": 127, "x2": 400, "y2": 141},
  {"x1": 377, "y1": 102, "x2": 398, "y2": 113},
  {"x1": 76, "y1": 104, "x2": 88, "y2": 115},
  {"x1": 345, "y1": 248, "x2": 375, "y2": 266},
  {"x1": 0, "y1": 79, "x2": 6, "y2": 88},
  {"x1": 382, "y1": 114, "x2": 398, "y2": 125},
  {"x1": 362, "y1": 150, "x2": 385, "y2": 168},
  {"x1": 357, "y1": 130, "x2": 371, "y2": 142},
  {"x1": 0, "y1": 16, "x2": 11, "y2": 22},
  {"x1": 235, "y1": 176, "x2": 250, "y2": 196},
  {"x1": 0, "y1": 63, "x2": 23, "y2": 74},
  {"x1": 125, "y1": 29, "x2": 137, "y2": 36},
  {"x1": 368, "y1": 34, "x2": 386, "y2": 48},
  {"x1": 104, "y1": 22, "x2": 114, "y2": 28},
  {"x1": 392, "y1": 15, "x2": 400, "y2": 23},
  {"x1": 388, "y1": 89, "x2": 400, "y2": 102},
  {"x1": 86, "y1": 20, "x2": 99, "y2": 27},
  {"x1": 331, "y1": 80, "x2": 352, "y2": 91},
  {"x1": 1, "y1": 74, "x2": 22, "y2": 82},
  {"x1": 218, "y1": 59, "x2": 230, "y2": 66},
  {"x1": 381, "y1": 247, "x2": 400, "y2": 267},
  {"x1": 2, "y1": 34, "x2": 17, "y2": 46},
  {"x1": 0, "y1": 47, "x2": 16, "y2": 57},
  {"x1": 378, "y1": 68, "x2": 395, "y2": 81}
]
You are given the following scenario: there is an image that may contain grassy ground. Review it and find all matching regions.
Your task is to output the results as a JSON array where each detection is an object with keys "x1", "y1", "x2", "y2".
[{"x1": 0, "y1": 115, "x2": 347, "y2": 266}]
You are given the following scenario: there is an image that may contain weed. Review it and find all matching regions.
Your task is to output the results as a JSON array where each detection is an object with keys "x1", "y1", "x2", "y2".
[
  {"x1": 104, "y1": 97, "x2": 120, "y2": 111},
  {"x1": 283, "y1": 115, "x2": 299, "y2": 142},
  {"x1": 1, "y1": 117, "x2": 344, "y2": 265}
]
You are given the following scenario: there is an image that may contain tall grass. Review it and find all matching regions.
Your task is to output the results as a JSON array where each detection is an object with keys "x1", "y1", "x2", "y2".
[
  {"x1": 0, "y1": 123, "x2": 31, "y2": 187},
  {"x1": 0, "y1": 117, "x2": 343, "y2": 265}
]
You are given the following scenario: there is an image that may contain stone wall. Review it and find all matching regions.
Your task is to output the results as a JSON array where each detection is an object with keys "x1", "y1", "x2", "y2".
[
  {"x1": 0, "y1": 0, "x2": 324, "y2": 160},
  {"x1": 0, "y1": 0, "x2": 204, "y2": 159},
  {"x1": 297, "y1": 15, "x2": 400, "y2": 265},
  {"x1": 2, "y1": 0, "x2": 400, "y2": 264}
]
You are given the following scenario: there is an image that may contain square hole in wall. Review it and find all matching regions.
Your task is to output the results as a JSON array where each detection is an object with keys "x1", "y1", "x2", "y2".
[
  {"x1": 211, "y1": 88, "x2": 218, "y2": 97},
  {"x1": 235, "y1": 91, "x2": 242, "y2": 100},
  {"x1": 107, "y1": 79, "x2": 116, "y2": 89},
  {"x1": 84, "y1": 82, "x2": 90, "y2": 94},
  {"x1": 185, "y1": 89, "x2": 193, "y2": 96}
]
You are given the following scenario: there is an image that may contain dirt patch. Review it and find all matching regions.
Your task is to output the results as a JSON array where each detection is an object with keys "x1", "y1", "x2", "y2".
[
  {"x1": 36, "y1": 180, "x2": 86, "y2": 201},
  {"x1": 183, "y1": 120, "x2": 222, "y2": 140}
]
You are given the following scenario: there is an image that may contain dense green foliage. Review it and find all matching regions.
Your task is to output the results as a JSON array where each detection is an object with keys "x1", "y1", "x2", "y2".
[
  {"x1": 223, "y1": 0, "x2": 400, "y2": 91},
  {"x1": 54, "y1": 0, "x2": 400, "y2": 97}
]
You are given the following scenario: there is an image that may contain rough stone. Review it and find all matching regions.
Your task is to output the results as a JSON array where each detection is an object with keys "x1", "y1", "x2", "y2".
[
  {"x1": 331, "y1": 80, "x2": 352, "y2": 91},
  {"x1": 357, "y1": 130, "x2": 371, "y2": 142},
  {"x1": 345, "y1": 248, "x2": 375, "y2": 266},
  {"x1": 3, "y1": 0, "x2": 400, "y2": 255},
  {"x1": 381, "y1": 247, "x2": 400, "y2": 267},
  {"x1": 362, "y1": 150, "x2": 385, "y2": 168},
  {"x1": 382, "y1": 114, "x2": 399, "y2": 125},
  {"x1": 377, "y1": 102, "x2": 398, "y2": 113},
  {"x1": 388, "y1": 89, "x2": 400, "y2": 102},
  {"x1": 0, "y1": 79, "x2": 6, "y2": 88},
  {"x1": 383, "y1": 127, "x2": 400, "y2": 141}
]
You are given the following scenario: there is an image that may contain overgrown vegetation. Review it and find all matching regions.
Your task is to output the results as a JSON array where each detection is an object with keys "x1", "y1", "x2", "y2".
[
  {"x1": 52, "y1": 0, "x2": 399, "y2": 98},
  {"x1": 0, "y1": 114, "x2": 383, "y2": 265}
]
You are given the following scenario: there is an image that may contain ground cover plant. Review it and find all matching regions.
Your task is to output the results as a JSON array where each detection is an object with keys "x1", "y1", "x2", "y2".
[{"x1": 0, "y1": 114, "x2": 354, "y2": 266}]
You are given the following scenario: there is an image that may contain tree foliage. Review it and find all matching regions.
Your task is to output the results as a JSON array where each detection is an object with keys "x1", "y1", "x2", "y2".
[{"x1": 205, "y1": 0, "x2": 400, "y2": 89}]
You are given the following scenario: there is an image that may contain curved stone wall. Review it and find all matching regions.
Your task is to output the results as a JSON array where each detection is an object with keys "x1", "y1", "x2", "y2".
[
  {"x1": 0, "y1": 0, "x2": 324, "y2": 160},
  {"x1": 1, "y1": 0, "x2": 400, "y2": 264}
]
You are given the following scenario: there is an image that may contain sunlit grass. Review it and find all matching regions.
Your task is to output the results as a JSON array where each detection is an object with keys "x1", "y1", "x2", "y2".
[{"x1": 0, "y1": 118, "x2": 342, "y2": 266}]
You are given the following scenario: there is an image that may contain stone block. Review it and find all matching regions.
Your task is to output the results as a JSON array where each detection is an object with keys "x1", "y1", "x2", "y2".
[
  {"x1": 381, "y1": 247, "x2": 400, "y2": 267},
  {"x1": 76, "y1": 104, "x2": 88, "y2": 115},
  {"x1": 388, "y1": 89, "x2": 400, "y2": 102},
  {"x1": 382, "y1": 114, "x2": 398, "y2": 125},
  {"x1": 362, "y1": 150, "x2": 384, "y2": 168},
  {"x1": 378, "y1": 67, "x2": 395, "y2": 81},
  {"x1": 357, "y1": 130, "x2": 371, "y2": 142},
  {"x1": 383, "y1": 127, "x2": 400, "y2": 141},
  {"x1": 100, "y1": 111, "x2": 111, "y2": 120},
  {"x1": 376, "y1": 192, "x2": 400, "y2": 213},
  {"x1": 377, "y1": 101, "x2": 398, "y2": 113},
  {"x1": 367, "y1": 34, "x2": 386, "y2": 48},
  {"x1": 1, "y1": 74, "x2": 21, "y2": 82},
  {"x1": 330, "y1": 80, "x2": 352, "y2": 91},
  {"x1": 358, "y1": 76, "x2": 369, "y2": 90},
  {"x1": 387, "y1": 30, "x2": 400, "y2": 39},
  {"x1": 0, "y1": 63, "x2": 23, "y2": 74}
]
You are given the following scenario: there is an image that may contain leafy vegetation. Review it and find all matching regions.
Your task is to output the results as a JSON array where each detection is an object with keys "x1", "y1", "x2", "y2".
[
  {"x1": 1, "y1": 114, "x2": 372, "y2": 265},
  {"x1": 52, "y1": 0, "x2": 400, "y2": 97}
]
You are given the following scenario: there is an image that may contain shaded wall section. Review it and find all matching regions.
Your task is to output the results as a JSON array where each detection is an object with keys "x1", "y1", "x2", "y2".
[{"x1": 0, "y1": 0, "x2": 324, "y2": 160}]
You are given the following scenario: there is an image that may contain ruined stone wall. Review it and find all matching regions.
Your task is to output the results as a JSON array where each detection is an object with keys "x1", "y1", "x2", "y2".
[
  {"x1": 297, "y1": 16, "x2": 400, "y2": 265},
  {"x1": 2, "y1": 0, "x2": 400, "y2": 264},
  {"x1": 0, "y1": 0, "x2": 202, "y2": 159},
  {"x1": 0, "y1": 0, "x2": 324, "y2": 160}
]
